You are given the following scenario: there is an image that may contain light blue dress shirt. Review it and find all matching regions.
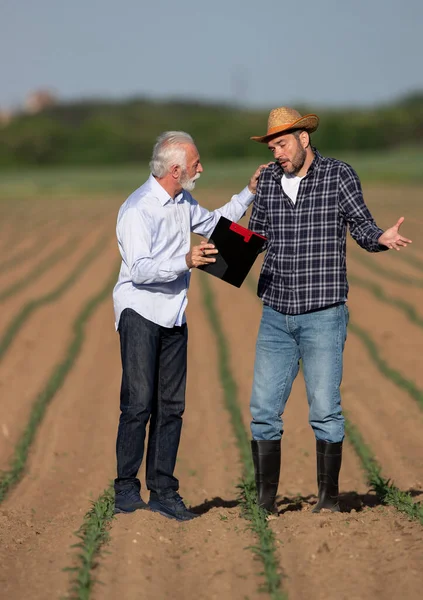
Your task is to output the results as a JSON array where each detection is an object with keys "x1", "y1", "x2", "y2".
[{"x1": 113, "y1": 174, "x2": 254, "y2": 328}]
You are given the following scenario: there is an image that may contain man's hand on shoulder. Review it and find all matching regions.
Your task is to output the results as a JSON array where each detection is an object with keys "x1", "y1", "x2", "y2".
[
  {"x1": 378, "y1": 217, "x2": 412, "y2": 251},
  {"x1": 248, "y1": 163, "x2": 272, "y2": 194},
  {"x1": 185, "y1": 241, "x2": 218, "y2": 269}
]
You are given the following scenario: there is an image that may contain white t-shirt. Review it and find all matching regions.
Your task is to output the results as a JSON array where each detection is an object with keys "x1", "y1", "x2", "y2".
[{"x1": 281, "y1": 174, "x2": 304, "y2": 205}]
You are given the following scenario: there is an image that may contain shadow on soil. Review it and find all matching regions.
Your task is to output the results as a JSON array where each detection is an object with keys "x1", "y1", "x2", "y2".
[
  {"x1": 191, "y1": 497, "x2": 239, "y2": 515},
  {"x1": 276, "y1": 490, "x2": 423, "y2": 514},
  {"x1": 191, "y1": 488, "x2": 423, "y2": 516}
]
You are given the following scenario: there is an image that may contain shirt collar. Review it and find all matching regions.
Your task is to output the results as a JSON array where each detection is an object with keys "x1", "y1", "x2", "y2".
[
  {"x1": 307, "y1": 147, "x2": 323, "y2": 174},
  {"x1": 148, "y1": 173, "x2": 174, "y2": 206}
]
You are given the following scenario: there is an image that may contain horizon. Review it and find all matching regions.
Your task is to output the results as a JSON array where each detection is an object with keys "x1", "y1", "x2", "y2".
[{"x1": 3, "y1": 87, "x2": 423, "y2": 118}]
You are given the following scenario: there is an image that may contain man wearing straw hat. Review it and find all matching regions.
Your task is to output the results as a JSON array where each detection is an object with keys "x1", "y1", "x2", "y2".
[{"x1": 248, "y1": 107, "x2": 412, "y2": 514}]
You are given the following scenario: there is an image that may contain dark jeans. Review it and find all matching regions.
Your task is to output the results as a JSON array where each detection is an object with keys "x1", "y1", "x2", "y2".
[{"x1": 114, "y1": 308, "x2": 188, "y2": 498}]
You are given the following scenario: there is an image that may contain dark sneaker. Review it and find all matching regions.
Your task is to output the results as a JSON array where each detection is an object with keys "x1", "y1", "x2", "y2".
[
  {"x1": 148, "y1": 492, "x2": 198, "y2": 521},
  {"x1": 114, "y1": 488, "x2": 149, "y2": 514}
]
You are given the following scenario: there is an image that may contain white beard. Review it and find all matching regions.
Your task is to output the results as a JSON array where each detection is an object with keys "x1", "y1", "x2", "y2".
[{"x1": 180, "y1": 171, "x2": 201, "y2": 192}]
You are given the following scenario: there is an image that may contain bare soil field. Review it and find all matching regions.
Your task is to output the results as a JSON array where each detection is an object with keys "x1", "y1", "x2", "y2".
[{"x1": 0, "y1": 184, "x2": 422, "y2": 600}]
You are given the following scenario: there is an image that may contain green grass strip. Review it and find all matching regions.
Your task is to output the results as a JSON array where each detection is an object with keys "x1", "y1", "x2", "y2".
[
  {"x1": 65, "y1": 484, "x2": 115, "y2": 600},
  {"x1": 0, "y1": 227, "x2": 68, "y2": 275},
  {"x1": 348, "y1": 316, "x2": 423, "y2": 410},
  {"x1": 0, "y1": 211, "x2": 51, "y2": 253},
  {"x1": 0, "y1": 234, "x2": 109, "y2": 362},
  {"x1": 392, "y1": 250, "x2": 423, "y2": 272},
  {"x1": 245, "y1": 274, "x2": 423, "y2": 524},
  {"x1": 0, "y1": 262, "x2": 120, "y2": 503},
  {"x1": 0, "y1": 233, "x2": 83, "y2": 303},
  {"x1": 349, "y1": 274, "x2": 423, "y2": 328},
  {"x1": 201, "y1": 278, "x2": 252, "y2": 473},
  {"x1": 344, "y1": 417, "x2": 423, "y2": 524},
  {"x1": 351, "y1": 251, "x2": 423, "y2": 286},
  {"x1": 0, "y1": 239, "x2": 42, "y2": 274},
  {"x1": 200, "y1": 275, "x2": 286, "y2": 600}
]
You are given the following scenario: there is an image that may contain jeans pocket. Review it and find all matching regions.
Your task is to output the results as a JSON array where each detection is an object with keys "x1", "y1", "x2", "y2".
[{"x1": 343, "y1": 303, "x2": 349, "y2": 325}]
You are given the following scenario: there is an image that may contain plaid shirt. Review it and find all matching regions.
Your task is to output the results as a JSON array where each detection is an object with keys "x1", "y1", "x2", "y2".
[{"x1": 248, "y1": 149, "x2": 386, "y2": 315}]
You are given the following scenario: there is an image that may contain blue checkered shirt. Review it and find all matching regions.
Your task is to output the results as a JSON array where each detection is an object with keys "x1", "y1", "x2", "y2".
[{"x1": 248, "y1": 149, "x2": 386, "y2": 315}]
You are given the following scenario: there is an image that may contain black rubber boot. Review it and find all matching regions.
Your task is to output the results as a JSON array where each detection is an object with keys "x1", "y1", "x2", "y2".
[
  {"x1": 312, "y1": 440, "x2": 342, "y2": 513},
  {"x1": 251, "y1": 439, "x2": 281, "y2": 514}
]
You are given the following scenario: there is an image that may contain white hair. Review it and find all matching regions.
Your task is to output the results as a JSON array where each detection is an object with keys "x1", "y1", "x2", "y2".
[{"x1": 149, "y1": 131, "x2": 195, "y2": 178}]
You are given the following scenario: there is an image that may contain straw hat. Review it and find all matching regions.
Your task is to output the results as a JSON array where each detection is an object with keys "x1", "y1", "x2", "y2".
[{"x1": 251, "y1": 107, "x2": 319, "y2": 143}]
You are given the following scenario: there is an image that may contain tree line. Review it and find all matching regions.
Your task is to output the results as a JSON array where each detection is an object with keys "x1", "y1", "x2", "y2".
[{"x1": 1, "y1": 92, "x2": 422, "y2": 167}]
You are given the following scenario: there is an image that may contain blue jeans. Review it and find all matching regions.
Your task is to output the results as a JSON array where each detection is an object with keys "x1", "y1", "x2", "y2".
[
  {"x1": 250, "y1": 303, "x2": 349, "y2": 443},
  {"x1": 115, "y1": 308, "x2": 187, "y2": 498}
]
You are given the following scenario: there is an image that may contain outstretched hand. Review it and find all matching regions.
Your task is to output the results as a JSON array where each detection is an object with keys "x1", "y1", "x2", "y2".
[
  {"x1": 378, "y1": 217, "x2": 412, "y2": 251},
  {"x1": 248, "y1": 163, "x2": 272, "y2": 194}
]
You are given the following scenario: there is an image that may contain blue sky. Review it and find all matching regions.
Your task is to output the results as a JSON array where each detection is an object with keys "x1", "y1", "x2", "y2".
[{"x1": 2, "y1": 0, "x2": 422, "y2": 111}]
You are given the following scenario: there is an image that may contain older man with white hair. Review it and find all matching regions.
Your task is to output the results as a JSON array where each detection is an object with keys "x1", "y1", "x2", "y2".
[{"x1": 113, "y1": 131, "x2": 266, "y2": 520}]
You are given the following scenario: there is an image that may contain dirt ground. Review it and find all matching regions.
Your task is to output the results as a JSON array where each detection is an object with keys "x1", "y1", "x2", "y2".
[{"x1": 0, "y1": 185, "x2": 422, "y2": 600}]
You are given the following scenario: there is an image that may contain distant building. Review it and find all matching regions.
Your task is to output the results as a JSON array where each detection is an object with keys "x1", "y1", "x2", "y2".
[
  {"x1": 24, "y1": 90, "x2": 57, "y2": 114},
  {"x1": 0, "y1": 110, "x2": 13, "y2": 125}
]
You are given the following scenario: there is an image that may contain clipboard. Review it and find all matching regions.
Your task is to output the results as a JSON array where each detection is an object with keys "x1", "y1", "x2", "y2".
[{"x1": 198, "y1": 216, "x2": 267, "y2": 288}]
